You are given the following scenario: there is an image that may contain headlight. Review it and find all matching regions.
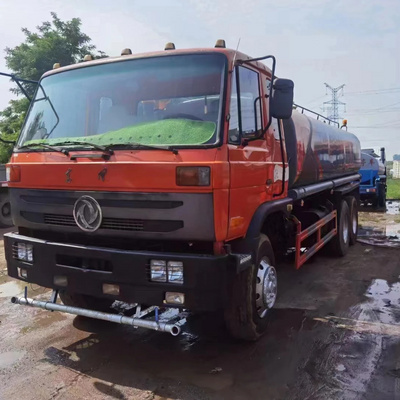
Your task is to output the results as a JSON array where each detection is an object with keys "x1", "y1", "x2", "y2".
[
  {"x1": 150, "y1": 260, "x2": 167, "y2": 282},
  {"x1": 16, "y1": 243, "x2": 34, "y2": 263},
  {"x1": 167, "y1": 261, "x2": 184, "y2": 284},
  {"x1": 150, "y1": 260, "x2": 184, "y2": 284}
]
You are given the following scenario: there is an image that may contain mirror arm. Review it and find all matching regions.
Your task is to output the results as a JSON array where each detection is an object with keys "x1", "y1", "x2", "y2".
[{"x1": 0, "y1": 72, "x2": 38, "y2": 102}]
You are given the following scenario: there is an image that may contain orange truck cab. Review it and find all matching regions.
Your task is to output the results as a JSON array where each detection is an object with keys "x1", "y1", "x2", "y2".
[{"x1": 5, "y1": 41, "x2": 361, "y2": 340}]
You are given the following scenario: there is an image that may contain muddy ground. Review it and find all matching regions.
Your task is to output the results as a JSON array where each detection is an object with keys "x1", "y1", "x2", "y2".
[{"x1": 1, "y1": 203, "x2": 400, "y2": 400}]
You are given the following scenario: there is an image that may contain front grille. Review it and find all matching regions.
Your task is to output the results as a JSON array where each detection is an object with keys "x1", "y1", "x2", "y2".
[
  {"x1": 26, "y1": 213, "x2": 183, "y2": 233},
  {"x1": 101, "y1": 218, "x2": 144, "y2": 231},
  {"x1": 43, "y1": 214, "x2": 145, "y2": 231},
  {"x1": 44, "y1": 214, "x2": 75, "y2": 226}
]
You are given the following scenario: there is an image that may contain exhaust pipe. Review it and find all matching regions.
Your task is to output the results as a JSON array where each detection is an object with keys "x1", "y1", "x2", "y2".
[{"x1": 11, "y1": 296, "x2": 181, "y2": 336}]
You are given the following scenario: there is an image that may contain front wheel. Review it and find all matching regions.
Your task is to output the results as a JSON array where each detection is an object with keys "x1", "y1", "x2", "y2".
[
  {"x1": 224, "y1": 234, "x2": 277, "y2": 341},
  {"x1": 0, "y1": 195, "x2": 12, "y2": 227}
]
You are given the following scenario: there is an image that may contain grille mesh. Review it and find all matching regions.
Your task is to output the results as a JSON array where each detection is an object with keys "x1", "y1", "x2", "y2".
[{"x1": 44, "y1": 214, "x2": 145, "y2": 231}]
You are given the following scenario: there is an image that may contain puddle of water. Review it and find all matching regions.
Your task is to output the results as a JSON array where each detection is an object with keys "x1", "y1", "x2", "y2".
[
  {"x1": 0, "y1": 280, "x2": 24, "y2": 298},
  {"x1": 386, "y1": 200, "x2": 400, "y2": 215},
  {"x1": 362, "y1": 279, "x2": 400, "y2": 325},
  {"x1": 0, "y1": 350, "x2": 26, "y2": 369},
  {"x1": 358, "y1": 200, "x2": 400, "y2": 247}
]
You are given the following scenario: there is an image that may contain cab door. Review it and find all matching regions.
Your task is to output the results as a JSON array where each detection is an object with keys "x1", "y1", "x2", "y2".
[{"x1": 227, "y1": 66, "x2": 272, "y2": 240}]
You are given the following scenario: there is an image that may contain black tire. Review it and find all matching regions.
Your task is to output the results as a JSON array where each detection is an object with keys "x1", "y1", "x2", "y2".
[
  {"x1": 59, "y1": 292, "x2": 116, "y2": 314},
  {"x1": 0, "y1": 195, "x2": 12, "y2": 227},
  {"x1": 327, "y1": 200, "x2": 350, "y2": 257},
  {"x1": 345, "y1": 196, "x2": 358, "y2": 246},
  {"x1": 378, "y1": 183, "x2": 386, "y2": 209},
  {"x1": 224, "y1": 234, "x2": 277, "y2": 341}
]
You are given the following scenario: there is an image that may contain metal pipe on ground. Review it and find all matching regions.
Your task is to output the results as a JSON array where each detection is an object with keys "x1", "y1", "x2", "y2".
[{"x1": 11, "y1": 296, "x2": 181, "y2": 336}]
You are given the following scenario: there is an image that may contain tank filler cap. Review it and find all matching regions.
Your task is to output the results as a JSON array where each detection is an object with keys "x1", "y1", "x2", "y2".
[
  {"x1": 164, "y1": 42, "x2": 176, "y2": 50},
  {"x1": 53, "y1": 63, "x2": 61, "y2": 69},
  {"x1": 215, "y1": 39, "x2": 226, "y2": 48},
  {"x1": 121, "y1": 48, "x2": 132, "y2": 56}
]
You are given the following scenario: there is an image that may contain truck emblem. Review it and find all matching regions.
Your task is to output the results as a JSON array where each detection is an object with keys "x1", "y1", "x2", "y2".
[
  {"x1": 73, "y1": 196, "x2": 102, "y2": 232},
  {"x1": 66, "y1": 168, "x2": 72, "y2": 183}
]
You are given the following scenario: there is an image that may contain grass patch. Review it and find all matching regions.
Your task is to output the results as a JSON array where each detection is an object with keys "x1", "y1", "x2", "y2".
[{"x1": 387, "y1": 177, "x2": 400, "y2": 199}]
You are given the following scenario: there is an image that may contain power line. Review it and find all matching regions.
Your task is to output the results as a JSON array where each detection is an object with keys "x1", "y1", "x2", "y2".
[
  {"x1": 346, "y1": 108, "x2": 400, "y2": 116},
  {"x1": 345, "y1": 87, "x2": 400, "y2": 95}
]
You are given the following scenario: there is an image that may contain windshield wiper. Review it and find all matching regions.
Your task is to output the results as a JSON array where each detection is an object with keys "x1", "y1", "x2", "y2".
[
  {"x1": 53, "y1": 140, "x2": 114, "y2": 154},
  {"x1": 17, "y1": 142, "x2": 69, "y2": 156},
  {"x1": 105, "y1": 142, "x2": 178, "y2": 155}
]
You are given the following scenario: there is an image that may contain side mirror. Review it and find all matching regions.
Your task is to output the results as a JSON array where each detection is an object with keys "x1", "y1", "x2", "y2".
[{"x1": 270, "y1": 78, "x2": 294, "y2": 119}]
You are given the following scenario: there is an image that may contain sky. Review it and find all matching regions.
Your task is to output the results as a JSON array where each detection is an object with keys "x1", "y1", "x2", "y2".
[{"x1": 0, "y1": 0, "x2": 399, "y2": 158}]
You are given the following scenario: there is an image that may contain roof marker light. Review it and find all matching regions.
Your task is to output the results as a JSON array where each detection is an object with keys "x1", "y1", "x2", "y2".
[
  {"x1": 53, "y1": 63, "x2": 61, "y2": 69},
  {"x1": 164, "y1": 42, "x2": 176, "y2": 50},
  {"x1": 121, "y1": 48, "x2": 132, "y2": 56},
  {"x1": 83, "y1": 55, "x2": 93, "y2": 61},
  {"x1": 215, "y1": 39, "x2": 226, "y2": 48}
]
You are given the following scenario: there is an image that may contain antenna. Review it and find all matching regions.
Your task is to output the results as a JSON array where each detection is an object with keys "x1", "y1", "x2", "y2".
[{"x1": 232, "y1": 38, "x2": 241, "y2": 67}]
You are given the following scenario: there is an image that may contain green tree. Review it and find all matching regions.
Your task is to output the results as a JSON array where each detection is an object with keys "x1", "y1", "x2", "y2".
[{"x1": 0, "y1": 12, "x2": 106, "y2": 163}]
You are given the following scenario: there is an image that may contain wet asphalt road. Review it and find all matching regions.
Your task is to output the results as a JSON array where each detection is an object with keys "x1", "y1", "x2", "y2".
[{"x1": 1, "y1": 204, "x2": 400, "y2": 400}]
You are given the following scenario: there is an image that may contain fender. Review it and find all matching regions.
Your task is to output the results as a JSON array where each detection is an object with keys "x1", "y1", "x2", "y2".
[
  {"x1": 246, "y1": 197, "x2": 292, "y2": 239},
  {"x1": 228, "y1": 197, "x2": 292, "y2": 264}
]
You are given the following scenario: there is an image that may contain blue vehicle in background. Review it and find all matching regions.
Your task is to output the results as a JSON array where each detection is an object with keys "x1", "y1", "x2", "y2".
[{"x1": 359, "y1": 147, "x2": 387, "y2": 208}]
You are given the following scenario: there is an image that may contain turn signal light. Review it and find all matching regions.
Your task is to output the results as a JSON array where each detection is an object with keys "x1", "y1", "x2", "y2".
[
  {"x1": 176, "y1": 167, "x2": 210, "y2": 186},
  {"x1": 102, "y1": 283, "x2": 120, "y2": 296},
  {"x1": 6, "y1": 165, "x2": 21, "y2": 182},
  {"x1": 164, "y1": 292, "x2": 185, "y2": 305}
]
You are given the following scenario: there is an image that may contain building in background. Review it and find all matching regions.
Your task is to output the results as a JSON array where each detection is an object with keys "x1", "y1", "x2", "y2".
[{"x1": 393, "y1": 160, "x2": 400, "y2": 179}]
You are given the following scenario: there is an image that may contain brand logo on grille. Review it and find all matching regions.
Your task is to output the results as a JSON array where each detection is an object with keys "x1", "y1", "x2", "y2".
[{"x1": 73, "y1": 196, "x2": 102, "y2": 232}]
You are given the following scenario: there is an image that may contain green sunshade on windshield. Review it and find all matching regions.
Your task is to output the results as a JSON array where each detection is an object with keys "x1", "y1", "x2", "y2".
[{"x1": 26, "y1": 119, "x2": 216, "y2": 147}]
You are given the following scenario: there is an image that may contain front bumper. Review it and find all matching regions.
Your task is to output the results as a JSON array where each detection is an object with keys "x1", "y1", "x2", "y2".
[{"x1": 4, "y1": 232, "x2": 235, "y2": 312}]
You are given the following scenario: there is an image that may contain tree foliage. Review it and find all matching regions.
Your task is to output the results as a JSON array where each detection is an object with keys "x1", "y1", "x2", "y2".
[{"x1": 0, "y1": 12, "x2": 106, "y2": 163}]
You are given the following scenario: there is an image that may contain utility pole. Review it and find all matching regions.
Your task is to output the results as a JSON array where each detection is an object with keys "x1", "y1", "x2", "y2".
[{"x1": 323, "y1": 83, "x2": 346, "y2": 123}]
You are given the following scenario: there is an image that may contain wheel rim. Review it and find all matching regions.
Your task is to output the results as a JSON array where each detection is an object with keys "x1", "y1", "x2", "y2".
[
  {"x1": 255, "y1": 258, "x2": 277, "y2": 318},
  {"x1": 343, "y1": 214, "x2": 349, "y2": 243},
  {"x1": 352, "y1": 212, "x2": 357, "y2": 234}
]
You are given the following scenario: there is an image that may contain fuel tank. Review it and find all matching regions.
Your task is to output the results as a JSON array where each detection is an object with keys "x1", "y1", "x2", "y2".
[{"x1": 283, "y1": 110, "x2": 361, "y2": 189}]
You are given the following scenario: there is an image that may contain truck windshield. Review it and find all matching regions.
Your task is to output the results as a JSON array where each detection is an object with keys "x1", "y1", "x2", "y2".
[{"x1": 18, "y1": 54, "x2": 226, "y2": 149}]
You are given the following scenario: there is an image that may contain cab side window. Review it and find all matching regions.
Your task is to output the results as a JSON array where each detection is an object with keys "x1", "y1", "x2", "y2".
[{"x1": 228, "y1": 67, "x2": 262, "y2": 143}]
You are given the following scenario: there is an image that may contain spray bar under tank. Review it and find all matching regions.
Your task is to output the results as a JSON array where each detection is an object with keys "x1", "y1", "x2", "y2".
[{"x1": 11, "y1": 294, "x2": 184, "y2": 336}]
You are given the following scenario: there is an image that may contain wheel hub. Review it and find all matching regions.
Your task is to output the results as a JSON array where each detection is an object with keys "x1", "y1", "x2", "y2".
[
  {"x1": 343, "y1": 215, "x2": 349, "y2": 243},
  {"x1": 352, "y1": 212, "x2": 357, "y2": 234},
  {"x1": 255, "y1": 258, "x2": 277, "y2": 318}
]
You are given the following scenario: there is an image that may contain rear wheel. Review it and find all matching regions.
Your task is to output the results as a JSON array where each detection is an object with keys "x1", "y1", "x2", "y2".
[
  {"x1": 378, "y1": 183, "x2": 386, "y2": 209},
  {"x1": 224, "y1": 234, "x2": 277, "y2": 341},
  {"x1": 327, "y1": 200, "x2": 350, "y2": 257},
  {"x1": 345, "y1": 196, "x2": 358, "y2": 246},
  {"x1": 59, "y1": 292, "x2": 116, "y2": 314}
]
